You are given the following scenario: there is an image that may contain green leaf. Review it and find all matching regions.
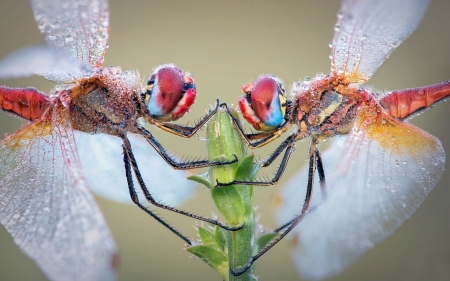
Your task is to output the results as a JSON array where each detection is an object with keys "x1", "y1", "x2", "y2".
[
  {"x1": 212, "y1": 186, "x2": 245, "y2": 226},
  {"x1": 198, "y1": 226, "x2": 215, "y2": 245},
  {"x1": 214, "y1": 226, "x2": 226, "y2": 251},
  {"x1": 187, "y1": 173, "x2": 212, "y2": 189},
  {"x1": 187, "y1": 245, "x2": 229, "y2": 281},
  {"x1": 234, "y1": 154, "x2": 255, "y2": 181},
  {"x1": 198, "y1": 226, "x2": 223, "y2": 251},
  {"x1": 255, "y1": 232, "x2": 278, "y2": 252}
]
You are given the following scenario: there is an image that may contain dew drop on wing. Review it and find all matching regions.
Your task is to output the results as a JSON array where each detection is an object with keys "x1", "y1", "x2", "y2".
[{"x1": 65, "y1": 35, "x2": 74, "y2": 43}]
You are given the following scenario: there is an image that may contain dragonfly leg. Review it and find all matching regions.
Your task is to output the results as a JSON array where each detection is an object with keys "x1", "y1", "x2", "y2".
[
  {"x1": 230, "y1": 141, "x2": 317, "y2": 276},
  {"x1": 151, "y1": 99, "x2": 221, "y2": 137},
  {"x1": 215, "y1": 133, "x2": 298, "y2": 187},
  {"x1": 121, "y1": 136, "x2": 246, "y2": 232},
  {"x1": 271, "y1": 145, "x2": 326, "y2": 233},
  {"x1": 315, "y1": 146, "x2": 327, "y2": 197},
  {"x1": 122, "y1": 144, "x2": 192, "y2": 245},
  {"x1": 137, "y1": 126, "x2": 237, "y2": 169},
  {"x1": 215, "y1": 131, "x2": 307, "y2": 187}
]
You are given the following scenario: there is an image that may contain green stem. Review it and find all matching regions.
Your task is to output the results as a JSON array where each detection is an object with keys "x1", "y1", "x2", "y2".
[
  {"x1": 208, "y1": 109, "x2": 256, "y2": 281},
  {"x1": 187, "y1": 108, "x2": 258, "y2": 281}
]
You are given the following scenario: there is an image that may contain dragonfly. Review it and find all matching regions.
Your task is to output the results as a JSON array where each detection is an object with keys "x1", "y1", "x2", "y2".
[
  {"x1": 218, "y1": 0, "x2": 450, "y2": 278},
  {"x1": 0, "y1": 0, "x2": 240, "y2": 280}
]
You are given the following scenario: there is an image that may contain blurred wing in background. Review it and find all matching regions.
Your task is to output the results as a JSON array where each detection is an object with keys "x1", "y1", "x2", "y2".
[
  {"x1": 0, "y1": 45, "x2": 88, "y2": 82},
  {"x1": 76, "y1": 132, "x2": 197, "y2": 206}
]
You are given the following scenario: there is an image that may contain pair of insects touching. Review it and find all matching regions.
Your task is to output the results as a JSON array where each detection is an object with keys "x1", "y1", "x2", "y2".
[
  {"x1": 3, "y1": 60, "x2": 448, "y2": 277},
  {"x1": 1, "y1": 0, "x2": 449, "y2": 280}
]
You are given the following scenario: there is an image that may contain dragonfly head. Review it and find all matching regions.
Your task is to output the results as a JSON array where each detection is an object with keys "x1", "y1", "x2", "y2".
[
  {"x1": 144, "y1": 64, "x2": 197, "y2": 121},
  {"x1": 239, "y1": 74, "x2": 287, "y2": 131}
]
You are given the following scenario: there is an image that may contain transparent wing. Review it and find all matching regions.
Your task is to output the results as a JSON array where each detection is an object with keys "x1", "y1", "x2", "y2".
[
  {"x1": 30, "y1": 0, "x2": 109, "y2": 68},
  {"x1": 274, "y1": 105, "x2": 444, "y2": 280},
  {"x1": 0, "y1": 105, "x2": 117, "y2": 281},
  {"x1": 331, "y1": 0, "x2": 430, "y2": 83},
  {"x1": 76, "y1": 131, "x2": 197, "y2": 206},
  {"x1": 0, "y1": 45, "x2": 88, "y2": 83}
]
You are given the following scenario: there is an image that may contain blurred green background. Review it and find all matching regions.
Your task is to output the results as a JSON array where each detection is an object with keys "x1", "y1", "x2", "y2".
[{"x1": 0, "y1": 0, "x2": 449, "y2": 280}]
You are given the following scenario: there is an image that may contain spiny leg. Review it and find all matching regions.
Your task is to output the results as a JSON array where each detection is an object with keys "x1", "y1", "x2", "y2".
[
  {"x1": 270, "y1": 144, "x2": 326, "y2": 233},
  {"x1": 230, "y1": 141, "x2": 317, "y2": 276},
  {"x1": 137, "y1": 126, "x2": 237, "y2": 170},
  {"x1": 216, "y1": 130, "x2": 308, "y2": 187},
  {"x1": 215, "y1": 133, "x2": 299, "y2": 187},
  {"x1": 122, "y1": 144, "x2": 192, "y2": 245},
  {"x1": 122, "y1": 136, "x2": 246, "y2": 232},
  {"x1": 315, "y1": 146, "x2": 327, "y2": 195},
  {"x1": 152, "y1": 99, "x2": 221, "y2": 137}
]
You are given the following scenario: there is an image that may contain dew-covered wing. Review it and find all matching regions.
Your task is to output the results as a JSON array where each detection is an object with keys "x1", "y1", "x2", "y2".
[
  {"x1": 30, "y1": 0, "x2": 109, "y2": 68},
  {"x1": 331, "y1": 0, "x2": 429, "y2": 83},
  {"x1": 76, "y1": 132, "x2": 197, "y2": 206},
  {"x1": 0, "y1": 105, "x2": 117, "y2": 281},
  {"x1": 0, "y1": 45, "x2": 88, "y2": 82},
  {"x1": 274, "y1": 104, "x2": 444, "y2": 280}
]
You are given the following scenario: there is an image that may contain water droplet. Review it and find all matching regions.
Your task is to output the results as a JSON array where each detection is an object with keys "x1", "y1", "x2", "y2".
[
  {"x1": 328, "y1": 42, "x2": 333, "y2": 48},
  {"x1": 334, "y1": 24, "x2": 340, "y2": 32},
  {"x1": 381, "y1": 120, "x2": 386, "y2": 125},
  {"x1": 101, "y1": 20, "x2": 109, "y2": 28},
  {"x1": 91, "y1": 24, "x2": 98, "y2": 34},
  {"x1": 48, "y1": 35, "x2": 56, "y2": 41},
  {"x1": 65, "y1": 35, "x2": 74, "y2": 43},
  {"x1": 38, "y1": 22, "x2": 46, "y2": 30},
  {"x1": 403, "y1": 161, "x2": 407, "y2": 165},
  {"x1": 304, "y1": 76, "x2": 311, "y2": 81}
]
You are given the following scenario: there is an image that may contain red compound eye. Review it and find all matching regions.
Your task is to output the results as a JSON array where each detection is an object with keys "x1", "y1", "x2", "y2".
[
  {"x1": 249, "y1": 75, "x2": 285, "y2": 128},
  {"x1": 146, "y1": 64, "x2": 197, "y2": 121},
  {"x1": 146, "y1": 64, "x2": 184, "y2": 116}
]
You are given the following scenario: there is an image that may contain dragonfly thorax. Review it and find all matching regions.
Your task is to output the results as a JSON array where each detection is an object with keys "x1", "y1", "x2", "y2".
[
  {"x1": 292, "y1": 74, "x2": 362, "y2": 140},
  {"x1": 68, "y1": 66, "x2": 142, "y2": 136}
]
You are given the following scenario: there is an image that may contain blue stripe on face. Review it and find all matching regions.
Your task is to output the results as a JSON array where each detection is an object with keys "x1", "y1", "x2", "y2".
[
  {"x1": 147, "y1": 76, "x2": 165, "y2": 116},
  {"x1": 262, "y1": 94, "x2": 284, "y2": 127}
]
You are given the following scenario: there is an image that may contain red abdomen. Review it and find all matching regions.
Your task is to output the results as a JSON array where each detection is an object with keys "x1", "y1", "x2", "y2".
[
  {"x1": 0, "y1": 86, "x2": 51, "y2": 121},
  {"x1": 380, "y1": 81, "x2": 450, "y2": 119}
]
